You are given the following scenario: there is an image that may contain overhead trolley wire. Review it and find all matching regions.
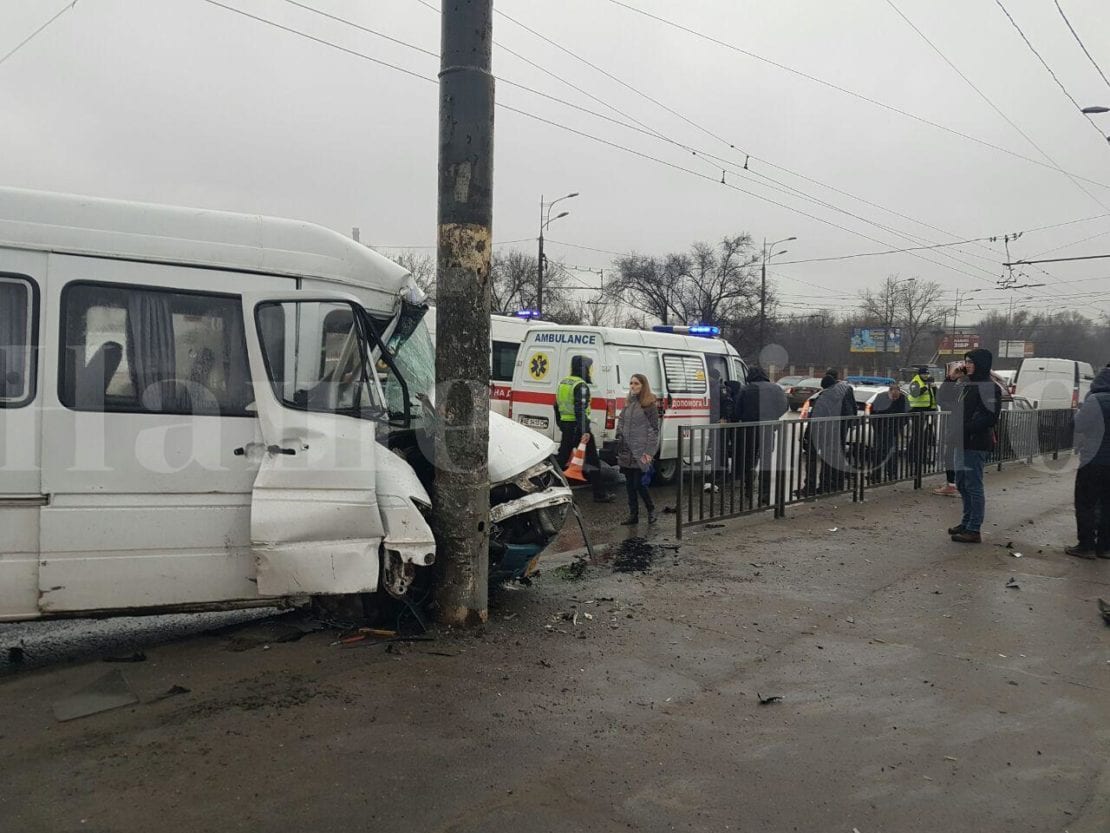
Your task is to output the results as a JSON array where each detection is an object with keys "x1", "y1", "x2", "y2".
[
  {"x1": 203, "y1": 0, "x2": 1007, "y2": 285},
  {"x1": 322, "y1": 0, "x2": 1076, "y2": 287},
  {"x1": 993, "y1": 0, "x2": 1110, "y2": 147},
  {"x1": 202, "y1": 0, "x2": 1089, "y2": 301},
  {"x1": 483, "y1": 2, "x2": 1064, "y2": 287},
  {"x1": 1054, "y1": 0, "x2": 1110, "y2": 92},
  {"x1": 412, "y1": 0, "x2": 1082, "y2": 280},
  {"x1": 599, "y1": 0, "x2": 1110, "y2": 191},
  {"x1": 885, "y1": 0, "x2": 1110, "y2": 215},
  {"x1": 199, "y1": 0, "x2": 436, "y2": 84},
  {"x1": 0, "y1": 0, "x2": 79, "y2": 69},
  {"x1": 488, "y1": 1, "x2": 1014, "y2": 277}
]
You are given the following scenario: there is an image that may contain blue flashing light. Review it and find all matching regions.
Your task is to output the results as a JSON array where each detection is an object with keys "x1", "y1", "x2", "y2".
[
  {"x1": 515, "y1": 309, "x2": 541, "y2": 320},
  {"x1": 652, "y1": 324, "x2": 720, "y2": 337}
]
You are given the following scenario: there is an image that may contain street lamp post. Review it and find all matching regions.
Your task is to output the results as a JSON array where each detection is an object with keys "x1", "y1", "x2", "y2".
[
  {"x1": 537, "y1": 192, "x2": 578, "y2": 316},
  {"x1": 883, "y1": 277, "x2": 915, "y2": 373},
  {"x1": 946, "y1": 287, "x2": 985, "y2": 362},
  {"x1": 760, "y1": 236, "x2": 796, "y2": 354}
]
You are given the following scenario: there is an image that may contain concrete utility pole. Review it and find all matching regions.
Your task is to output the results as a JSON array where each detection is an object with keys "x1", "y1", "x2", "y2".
[
  {"x1": 433, "y1": 0, "x2": 494, "y2": 626},
  {"x1": 759, "y1": 236, "x2": 795, "y2": 355}
]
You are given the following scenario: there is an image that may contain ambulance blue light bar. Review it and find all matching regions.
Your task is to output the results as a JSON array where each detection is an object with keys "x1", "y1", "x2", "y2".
[
  {"x1": 652, "y1": 324, "x2": 721, "y2": 337},
  {"x1": 515, "y1": 309, "x2": 542, "y2": 320}
]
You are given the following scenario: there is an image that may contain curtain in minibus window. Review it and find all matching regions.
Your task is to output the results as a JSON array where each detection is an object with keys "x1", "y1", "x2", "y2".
[
  {"x1": 61, "y1": 283, "x2": 251, "y2": 415},
  {"x1": 127, "y1": 292, "x2": 183, "y2": 412},
  {"x1": 0, "y1": 279, "x2": 30, "y2": 403}
]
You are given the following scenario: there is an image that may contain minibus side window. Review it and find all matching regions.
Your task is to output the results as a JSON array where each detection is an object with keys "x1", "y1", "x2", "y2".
[
  {"x1": 0, "y1": 275, "x2": 36, "y2": 407},
  {"x1": 256, "y1": 300, "x2": 378, "y2": 417},
  {"x1": 60, "y1": 282, "x2": 253, "y2": 415}
]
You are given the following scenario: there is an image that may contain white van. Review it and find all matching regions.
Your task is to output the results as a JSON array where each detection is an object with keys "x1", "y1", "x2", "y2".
[
  {"x1": 509, "y1": 325, "x2": 747, "y2": 481},
  {"x1": 490, "y1": 314, "x2": 536, "y2": 417},
  {"x1": 421, "y1": 311, "x2": 548, "y2": 418},
  {"x1": 0, "y1": 187, "x2": 571, "y2": 622},
  {"x1": 1013, "y1": 357, "x2": 1095, "y2": 409}
]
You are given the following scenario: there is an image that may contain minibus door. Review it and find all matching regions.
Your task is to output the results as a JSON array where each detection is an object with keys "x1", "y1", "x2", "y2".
[
  {"x1": 240, "y1": 292, "x2": 387, "y2": 597},
  {"x1": 0, "y1": 261, "x2": 44, "y2": 620}
]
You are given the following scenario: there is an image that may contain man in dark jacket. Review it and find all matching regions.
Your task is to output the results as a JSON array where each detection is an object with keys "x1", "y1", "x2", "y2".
[
  {"x1": 737, "y1": 367, "x2": 789, "y2": 504},
  {"x1": 800, "y1": 371, "x2": 856, "y2": 495},
  {"x1": 869, "y1": 383, "x2": 908, "y2": 482},
  {"x1": 949, "y1": 348, "x2": 1001, "y2": 543},
  {"x1": 1067, "y1": 365, "x2": 1110, "y2": 558}
]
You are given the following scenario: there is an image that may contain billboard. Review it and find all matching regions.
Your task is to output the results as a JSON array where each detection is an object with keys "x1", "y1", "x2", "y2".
[
  {"x1": 938, "y1": 333, "x2": 981, "y2": 355},
  {"x1": 850, "y1": 327, "x2": 902, "y2": 353},
  {"x1": 997, "y1": 340, "x2": 1035, "y2": 359}
]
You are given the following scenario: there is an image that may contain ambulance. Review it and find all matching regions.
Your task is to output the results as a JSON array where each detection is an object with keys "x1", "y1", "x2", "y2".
[
  {"x1": 490, "y1": 314, "x2": 537, "y2": 417},
  {"x1": 509, "y1": 325, "x2": 747, "y2": 482},
  {"x1": 419, "y1": 309, "x2": 543, "y2": 418}
]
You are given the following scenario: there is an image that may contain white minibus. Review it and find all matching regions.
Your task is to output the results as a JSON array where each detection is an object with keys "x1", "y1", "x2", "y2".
[
  {"x1": 509, "y1": 324, "x2": 747, "y2": 482},
  {"x1": 0, "y1": 188, "x2": 571, "y2": 621}
]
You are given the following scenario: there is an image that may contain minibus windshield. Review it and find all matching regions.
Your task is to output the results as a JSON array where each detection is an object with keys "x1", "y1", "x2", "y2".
[{"x1": 370, "y1": 301, "x2": 434, "y2": 424}]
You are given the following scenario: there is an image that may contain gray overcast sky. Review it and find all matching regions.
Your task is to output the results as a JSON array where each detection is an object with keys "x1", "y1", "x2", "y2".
[{"x1": 3, "y1": 0, "x2": 1110, "y2": 322}]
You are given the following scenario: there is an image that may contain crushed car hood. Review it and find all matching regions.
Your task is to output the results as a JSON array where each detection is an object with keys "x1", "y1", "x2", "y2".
[{"x1": 489, "y1": 411, "x2": 558, "y2": 485}]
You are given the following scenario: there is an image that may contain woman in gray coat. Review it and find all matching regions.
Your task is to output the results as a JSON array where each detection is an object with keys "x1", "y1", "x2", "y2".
[{"x1": 616, "y1": 373, "x2": 661, "y2": 525}]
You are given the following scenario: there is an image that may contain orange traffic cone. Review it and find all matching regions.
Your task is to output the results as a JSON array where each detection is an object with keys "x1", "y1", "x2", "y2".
[{"x1": 562, "y1": 435, "x2": 590, "y2": 482}]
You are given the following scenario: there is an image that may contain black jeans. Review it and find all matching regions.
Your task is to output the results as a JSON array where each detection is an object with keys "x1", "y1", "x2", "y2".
[
  {"x1": 1075, "y1": 463, "x2": 1110, "y2": 551},
  {"x1": 621, "y1": 466, "x2": 654, "y2": 518}
]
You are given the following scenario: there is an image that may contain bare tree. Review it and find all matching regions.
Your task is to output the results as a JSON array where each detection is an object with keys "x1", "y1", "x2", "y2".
[
  {"x1": 488, "y1": 248, "x2": 572, "y2": 316},
  {"x1": 609, "y1": 252, "x2": 688, "y2": 324},
  {"x1": 859, "y1": 275, "x2": 945, "y2": 364},
  {"x1": 609, "y1": 234, "x2": 762, "y2": 328},
  {"x1": 675, "y1": 235, "x2": 761, "y2": 324},
  {"x1": 771, "y1": 310, "x2": 854, "y2": 372},
  {"x1": 553, "y1": 292, "x2": 621, "y2": 327},
  {"x1": 390, "y1": 250, "x2": 436, "y2": 299}
]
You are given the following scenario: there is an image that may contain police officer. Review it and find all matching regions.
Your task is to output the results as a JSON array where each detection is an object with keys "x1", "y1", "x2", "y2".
[
  {"x1": 555, "y1": 355, "x2": 614, "y2": 503},
  {"x1": 907, "y1": 365, "x2": 937, "y2": 472},
  {"x1": 907, "y1": 365, "x2": 937, "y2": 412}
]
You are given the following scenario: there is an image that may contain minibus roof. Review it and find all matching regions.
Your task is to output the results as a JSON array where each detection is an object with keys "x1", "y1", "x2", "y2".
[
  {"x1": 523, "y1": 324, "x2": 738, "y2": 354},
  {"x1": 0, "y1": 186, "x2": 411, "y2": 295}
]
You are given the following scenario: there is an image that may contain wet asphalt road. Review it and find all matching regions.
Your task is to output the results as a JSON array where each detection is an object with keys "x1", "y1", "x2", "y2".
[{"x1": 2, "y1": 462, "x2": 1106, "y2": 833}]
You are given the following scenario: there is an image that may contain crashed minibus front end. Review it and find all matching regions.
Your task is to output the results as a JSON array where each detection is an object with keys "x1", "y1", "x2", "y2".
[{"x1": 240, "y1": 290, "x2": 572, "y2": 605}]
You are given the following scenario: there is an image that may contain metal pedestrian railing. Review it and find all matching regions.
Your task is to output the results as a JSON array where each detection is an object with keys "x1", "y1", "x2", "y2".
[{"x1": 675, "y1": 408, "x2": 1075, "y2": 539}]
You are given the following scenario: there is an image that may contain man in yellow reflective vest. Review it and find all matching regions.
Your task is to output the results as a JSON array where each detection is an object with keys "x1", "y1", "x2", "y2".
[
  {"x1": 907, "y1": 365, "x2": 937, "y2": 472},
  {"x1": 908, "y1": 366, "x2": 937, "y2": 412},
  {"x1": 554, "y1": 355, "x2": 614, "y2": 502}
]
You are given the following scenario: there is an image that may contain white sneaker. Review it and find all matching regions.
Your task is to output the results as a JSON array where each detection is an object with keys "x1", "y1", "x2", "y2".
[
  {"x1": 703, "y1": 483, "x2": 719, "y2": 493},
  {"x1": 932, "y1": 484, "x2": 958, "y2": 496}
]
